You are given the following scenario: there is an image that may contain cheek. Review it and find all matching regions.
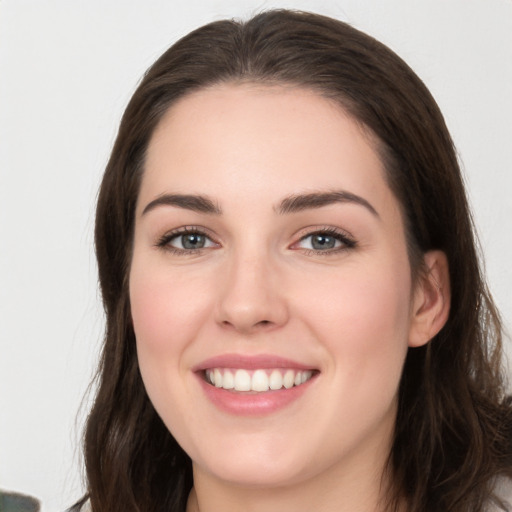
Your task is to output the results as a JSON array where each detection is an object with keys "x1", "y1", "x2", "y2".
[
  {"x1": 128, "y1": 265, "x2": 196, "y2": 421},
  {"x1": 300, "y1": 258, "x2": 412, "y2": 380},
  {"x1": 129, "y1": 260, "x2": 211, "y2": 356},
  {"x1": 129, "y1": 268, "x2": 178, "y2": 408},
  {"x1": 129, "y1": 255, "x2": 220, "y2": 425},
  {"x1": 129, "y1": 260, "x2": 207, "y2": 429}
]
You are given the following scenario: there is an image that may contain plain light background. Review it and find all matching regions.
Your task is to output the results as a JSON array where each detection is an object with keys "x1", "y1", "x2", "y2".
[{"x1": 0, "y1": 1, "x2": 511, "y2": 510}]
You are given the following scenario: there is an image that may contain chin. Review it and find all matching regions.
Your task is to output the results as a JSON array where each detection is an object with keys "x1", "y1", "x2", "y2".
[
  {"x1": 188, "y1": 431, "x2": 325, "y2": 489},
  {"x1": 202, "y1": 458, "x2": 310, "y2": 489}
]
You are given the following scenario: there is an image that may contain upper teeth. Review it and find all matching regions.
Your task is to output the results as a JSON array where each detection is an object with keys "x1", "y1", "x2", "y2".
[{"x1": 205, "y1": 368, "x2": 314, "y2": 392}]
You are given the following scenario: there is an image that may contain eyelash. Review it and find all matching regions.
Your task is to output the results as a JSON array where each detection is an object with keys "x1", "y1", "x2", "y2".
[
  {"x1": 156, "y1": 226, "x2": 218, "y2": 255},
  {"x1": 295, "y1": 227, "x2": 357, "y2": 255},
  {"x1": 155, "y1": 226, "x2": 357, "y2": 256}
]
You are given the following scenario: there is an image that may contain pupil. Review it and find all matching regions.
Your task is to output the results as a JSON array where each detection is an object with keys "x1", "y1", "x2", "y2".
[
  {"x1": 312, "y1": 234, "x2": 335, "y2": 250},
  {"x1": 182, "y1": 234, "x2": 205, "y2": 249}
]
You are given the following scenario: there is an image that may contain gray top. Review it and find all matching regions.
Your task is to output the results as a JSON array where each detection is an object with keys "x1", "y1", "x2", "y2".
[{"x1": 77, "y1": 477, "x2": 512, "y2": 511}]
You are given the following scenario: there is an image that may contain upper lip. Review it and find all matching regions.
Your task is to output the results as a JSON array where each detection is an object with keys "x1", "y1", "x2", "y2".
[{"x1": 192, "y1": 353, "x2": 318, "y2": 372}]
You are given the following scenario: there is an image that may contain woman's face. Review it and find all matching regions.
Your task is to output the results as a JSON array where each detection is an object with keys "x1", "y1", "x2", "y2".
[{"x1": 130, "y1": 84, "x2": 420, "y2": 489}]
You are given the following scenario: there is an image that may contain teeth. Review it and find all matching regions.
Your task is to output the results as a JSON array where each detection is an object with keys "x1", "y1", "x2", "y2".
[
  {"x1": 269, "y1": 369, "x2": 283, "y2": 390},
  {"x1": 222, "y1": 370, "x2": 234, "y2": 390},
  {"x1": 283, "y1": 369, "x2": 294, "y2": 389},
  {"x1": 251, "y1": 369, "x2": 269, "y2": 392},
  {"x1": 205, "y1": 368, "x2": 314, "y2": 392},
  {"x1": 214, "y1": 368, "x2": 223, "y2": 388},
  {"x1": 234, "y1": 369, "x2": 251, "y2": 391}
]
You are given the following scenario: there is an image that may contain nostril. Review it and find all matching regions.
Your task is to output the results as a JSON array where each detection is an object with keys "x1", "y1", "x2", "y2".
[{"x1": 220, "y1": 318, "x2": 273, "y2": 332}]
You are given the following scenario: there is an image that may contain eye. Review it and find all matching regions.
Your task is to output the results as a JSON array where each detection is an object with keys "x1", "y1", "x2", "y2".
[
  {"x1": 293, "y1": 228, "x2": 356, "y2": 253},
  {"x1": 171, "y1": 232, "x2": 213, "y2": 250},
  {"x1": 299, "y1": 233, "x2": 340, "y2": 250},
  {"x1": 157, "y1": 227, "x2": 218, "y2": 253}
]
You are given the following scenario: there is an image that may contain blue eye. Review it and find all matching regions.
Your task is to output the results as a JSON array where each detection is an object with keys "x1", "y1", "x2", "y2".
[
  {"x1": 157, "y1": 228, "x2": 217, "y2": 253},
  {"x1": 296, "y1": 230, "x2": 356, "y2": 253},
  {"x1": 303, "y1": 233, "x2": 340, "y2": 250},
  {"x1": 172, "y1": 233, "x2": 209, "y2": 250}
]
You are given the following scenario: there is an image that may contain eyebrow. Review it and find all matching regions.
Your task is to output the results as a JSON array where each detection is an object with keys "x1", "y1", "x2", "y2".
[
  {"x1": 141, "y1": 190, "x2": 379, "y2": 218},
  {"x1": 277, "y1": 190, "x2": 379, "y2": 218},
  {"x1": 141, "y1": 194, "x2": 221, "y2": 216}
]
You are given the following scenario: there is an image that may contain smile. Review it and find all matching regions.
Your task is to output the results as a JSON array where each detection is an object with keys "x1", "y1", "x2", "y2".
[
  {"x1": 194, "y1": 355, "x2": 319, "y2": 415},
  {"x1": 205, "y1": 368, "x2": 315, "y2": 392}
]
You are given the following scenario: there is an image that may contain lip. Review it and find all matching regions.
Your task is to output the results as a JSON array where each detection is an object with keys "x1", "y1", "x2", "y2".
[
  {"x1": 193, "y1": 353, "x2": 319, "y2": 416},
  {"x1": 192, "y1": 353, "x2": 317, "y2": 372}
]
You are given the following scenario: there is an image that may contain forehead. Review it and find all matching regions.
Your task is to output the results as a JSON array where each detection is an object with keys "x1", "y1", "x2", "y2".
[{"x1": 140, "y1": 84, "x2": 395, "y2": 217}]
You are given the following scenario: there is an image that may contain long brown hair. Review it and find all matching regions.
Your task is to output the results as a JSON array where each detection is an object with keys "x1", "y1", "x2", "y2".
[{"x1": 77, "y1": 10, "x2": 512, "y2": 512}]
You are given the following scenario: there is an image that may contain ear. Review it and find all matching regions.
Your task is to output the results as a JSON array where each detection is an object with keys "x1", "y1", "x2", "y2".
[{"x1": 408, "y1": 250, "x2": 451, "y2": 348}]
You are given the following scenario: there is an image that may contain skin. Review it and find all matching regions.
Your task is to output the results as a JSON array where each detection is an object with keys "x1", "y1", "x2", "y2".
[{"x1": 129, "y1": 84, "x2": 450, "y2": 512}]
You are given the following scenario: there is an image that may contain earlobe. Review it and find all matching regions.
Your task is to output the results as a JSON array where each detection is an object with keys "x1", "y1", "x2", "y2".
[{"x1": 408, "y1": 250, "x2": 451, "y2": 348}]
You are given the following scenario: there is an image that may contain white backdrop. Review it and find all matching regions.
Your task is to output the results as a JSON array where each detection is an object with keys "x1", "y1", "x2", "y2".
[{"x1": 1, "y1": 1, "x2": 511, "y2": 510}]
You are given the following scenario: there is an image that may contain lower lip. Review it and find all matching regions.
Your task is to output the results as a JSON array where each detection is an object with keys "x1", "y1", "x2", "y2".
[{"x1": 196, "y1": 374, "x2": 316, "y2": 416}]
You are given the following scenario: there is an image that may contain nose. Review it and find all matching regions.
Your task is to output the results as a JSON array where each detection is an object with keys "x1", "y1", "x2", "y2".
[{"x1": 215, "y1": 248, "x2": 289, "y2": 334}]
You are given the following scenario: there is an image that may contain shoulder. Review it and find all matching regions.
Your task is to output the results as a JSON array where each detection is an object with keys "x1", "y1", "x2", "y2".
[
  {"x1": 79, "y1": 501, "x2": 92, "y2": 512},
  {"x1": 487, "y1": 476, "x2": 512, "y2": 512},
  {"x1": 66, "y1": 499, "x2": 91, "y2": 512}
]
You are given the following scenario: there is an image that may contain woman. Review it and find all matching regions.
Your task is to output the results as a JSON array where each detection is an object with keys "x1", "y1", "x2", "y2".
[{"x1": 73, "y1": 9, "x2": 512, "y2": 512}]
